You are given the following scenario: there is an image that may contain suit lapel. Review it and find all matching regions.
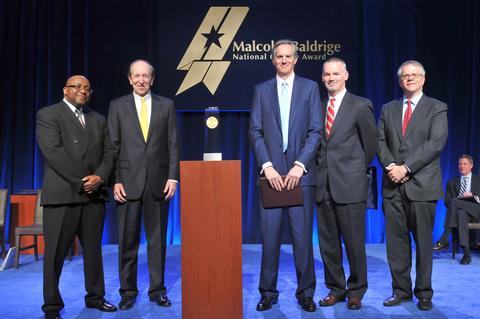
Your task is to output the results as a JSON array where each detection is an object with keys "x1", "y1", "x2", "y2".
[
  {"x1": 328, "y1": 91, "x2": 351, "y2": 139},
  {"x1": 82, "y1": 107, "x2": 94, "y2": 156},
  {"x1": 472, "y1": 175, "x2": 480, "y2": 194},
  {"x1": 60, "y1": 101, "x2": 87, "y2": 132},
  {"x1": 321, "y1": 98, "x2": 328, "y2": 138},
  {"x1": 147, "y1": 95, "x2": 160, "y2": 144},
  {"x1": 393, "y1": 99, "x2": 403, "y2": 141},
  {"x1": 288, "y1": 77, "x2": 301, "y2": 133},
  {"x1": 454, "y1": 176, "x2": 461, "y2": 195},
  {"x1": 403, "y1": 95, "x2": 428, "y2": 139},
  {"x1": 125, "y1": 94, "x2": 145, "y2": 143},
  {"x1": 268, "y1": 79, "x2": 282, "y2": 132}
]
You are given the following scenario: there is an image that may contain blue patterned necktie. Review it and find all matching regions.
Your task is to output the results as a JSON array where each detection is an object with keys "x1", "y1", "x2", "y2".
[
  {"x1": 279, "y1": 81, "x2": 289, "y2": 152},
  {"x1": 459, "y1": 176, "x2": 469, "y2": 196}
]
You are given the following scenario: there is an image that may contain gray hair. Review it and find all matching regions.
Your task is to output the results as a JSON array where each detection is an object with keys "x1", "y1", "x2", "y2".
[
  {"x1": 271, "y1": 39, "x2": 299, "y2": 60},
  {"x1": 323, "y1": 57, "x2": 348, "y2": 73},
  {"x1": 128, "y1": 59, "x2": 155, "y2": 77},
  {"x1": 397, "y1": 60, "x2": 425, "y2": 78}
]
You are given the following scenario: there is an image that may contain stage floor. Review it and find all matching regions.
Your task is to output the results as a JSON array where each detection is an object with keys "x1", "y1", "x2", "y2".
[{"x1": 0, "y1": 244, "x2": 477, "y2": 319}]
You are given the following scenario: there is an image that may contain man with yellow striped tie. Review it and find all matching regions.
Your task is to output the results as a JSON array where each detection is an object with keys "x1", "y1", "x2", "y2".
[{"x1": 108, "y1": 59, "x2": 180, "y2": 310}]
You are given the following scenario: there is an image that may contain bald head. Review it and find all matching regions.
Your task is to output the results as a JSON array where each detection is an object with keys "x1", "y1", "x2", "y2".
[{"x1": 63, "y1": 75, "x2": 92, "y2": 107}]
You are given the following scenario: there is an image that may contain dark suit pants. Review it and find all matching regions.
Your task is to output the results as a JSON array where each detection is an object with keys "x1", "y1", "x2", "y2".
[
  {"x1": 42, "y1": 202, "x2": 106, "y2": 313},
  {"x1": 450, "y1": 199, "x2": 480, "y2": 247},
  {"x1": 259, "y1": 186, "x2": 316, "y2": 300},
  {"x1": 316, "y1": 188, "x2": 367, "y2": 299},
  {"x1": 383, "y1": 188, "x2": 436, "y2": 300},
  {"x1": 118, "y1": 181, "x2": 169, "y2": 298}
]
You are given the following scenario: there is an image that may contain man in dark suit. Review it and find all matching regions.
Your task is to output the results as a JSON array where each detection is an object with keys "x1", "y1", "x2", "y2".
[
  {"x1": 249, "y1": 39, "x2": 321, "y2": 312},
  {"x1": 108, "y1": 60, "x2": 179, "y2": 310},
  {"x1": 36, "y1": 75, "x2": 117, "y2": 319},
  {"x1": 433, "y1": 154, "x2": 480, "y2": 264},
  {"x1": 315, "y1": 58, "x2": 377, "y2": 310},
  {"x1": 378, "y1": 60, "x2": 448, "y2": 311}
]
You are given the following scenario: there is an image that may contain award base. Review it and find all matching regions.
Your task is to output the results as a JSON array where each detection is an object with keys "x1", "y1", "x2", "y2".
[{"x1": 203, "y1": 153, "x2": 222, "y2": 161}]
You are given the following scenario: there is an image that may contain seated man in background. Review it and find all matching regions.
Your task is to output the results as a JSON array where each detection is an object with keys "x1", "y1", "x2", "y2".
[{"x1": 433, "y1": 154, "x2": 480, "y2": 264}]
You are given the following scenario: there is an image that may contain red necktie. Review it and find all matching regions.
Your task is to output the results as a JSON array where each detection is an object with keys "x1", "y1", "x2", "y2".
[
  {"x1": 326, "y1": 98, "x2": 335, "y2": 137},
  {"x1": 402, "y1": 100, "x2": 412, "y2": 136}
]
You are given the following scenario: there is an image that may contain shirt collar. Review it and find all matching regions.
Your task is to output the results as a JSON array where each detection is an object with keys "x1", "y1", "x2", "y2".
[
  {"x1": 462, "y1": 172, "x2": 472, "y2": 179},
  {"x1": 276, "y1": 72, "x2": 295, "y2": 88},
  {"x1": 133, "y1": 91, "x2": 151, "y2": 103},
  {"x1": 63, "y1": 98, "x2": 82, "y2": 113},
  {"x1": 328, "y1": 88, "x2": 347, "y2": 101},
  {"x1": 403, "y1": 92, "x2": 423, "y2": 106}
]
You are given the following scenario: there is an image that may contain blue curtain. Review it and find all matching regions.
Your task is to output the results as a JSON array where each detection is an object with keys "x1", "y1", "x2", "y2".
[{"x1": 1, "y1": 0, "x2": 479, "y2": 244}]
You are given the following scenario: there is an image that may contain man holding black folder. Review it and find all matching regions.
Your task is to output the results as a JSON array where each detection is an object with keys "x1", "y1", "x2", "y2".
[
  {"x1": 249, "y1": 39, "x2": 321, "y2": 312},
  {"x1": 315, "y1": 58, "x2": 377, "y2": 310}
]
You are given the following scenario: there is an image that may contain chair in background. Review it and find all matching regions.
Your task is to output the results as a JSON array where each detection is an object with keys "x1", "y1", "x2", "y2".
[
  {"x1": 452, "y1": 223, "x2": 480, "y2": 258},
  {"x1": 14, "y1": 190, "x2": 43, "y2": 268},
  {"x1": 0, "y1": 189, "x2": 8, "y2": 259},
  {"x1": 14, "y1": 190, "x2": 77, "y2": 268}
]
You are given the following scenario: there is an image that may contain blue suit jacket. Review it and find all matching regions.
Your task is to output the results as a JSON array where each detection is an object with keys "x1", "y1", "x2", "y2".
[{"x1": 249, "y1": 75, "x2": 321, "y2": 186}]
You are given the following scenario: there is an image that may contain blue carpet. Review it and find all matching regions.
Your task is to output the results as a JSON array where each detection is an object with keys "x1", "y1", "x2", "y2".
[{"x1": 0, "y1": 244, "x2": 478, "y2": 319}]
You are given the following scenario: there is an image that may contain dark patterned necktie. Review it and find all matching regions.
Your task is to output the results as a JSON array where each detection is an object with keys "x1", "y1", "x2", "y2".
[
  {"x1": 459, "y1": 176, "x2": 469, "y2": 196},
  {"x1": 75, "y1": 108, "x2": 85, "y2": 128}
]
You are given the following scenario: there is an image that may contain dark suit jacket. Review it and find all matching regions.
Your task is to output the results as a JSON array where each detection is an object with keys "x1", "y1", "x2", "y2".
[
  {"x1": 378, "y1": 95, "x2": 448, "y2": 201},
  {"x1": 36, "y1": 101, "x2": 115, "y2": 205},
  {"x1": 316, "y1": 91, "x2": 378, "y2": 204},
  {"x1": 108, "y1": 93, "x2": 179, "y2": 200},
  {"x1": 249, "y1": 75, "x2": 321, "y2": 186},
  {"x1": 445, "y1": 174, "x2": 480, "y2": 208}
]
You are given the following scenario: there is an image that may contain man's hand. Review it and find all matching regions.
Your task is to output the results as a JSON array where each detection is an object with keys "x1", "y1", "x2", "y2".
[
  {"x1": 284, "y1": 165, "x2": 304, "y2": 190},
  {"x1": 81, "y1": 175, "x2": 102, "y2": 193},
  {"x1": 264, "y1": 166, "x2": 284, "y2": 192},
  {"x1": 462, "y1": 191, "x2": 473, "y2": 198},
  {"x1": 163, "y1": 180, "x2": 177, "y2": 200},
  {"x1": 387, "y1": 165, "x2": 408, "y2": 184},
  {"x1": 113, "y1": 183, "x2": 127, "y2": 203}
]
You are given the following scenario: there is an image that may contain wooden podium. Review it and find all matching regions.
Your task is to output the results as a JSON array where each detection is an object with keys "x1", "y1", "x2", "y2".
[{"x1": 180, "y1": 160, "x2": 243, "y2": 319}]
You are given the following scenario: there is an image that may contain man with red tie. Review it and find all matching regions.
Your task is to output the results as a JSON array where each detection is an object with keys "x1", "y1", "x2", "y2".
[
  {"x1": 315, "y1": 58, "x2": 377, "y2": 311},
  {"x1": 378, "y1": 60, "x2": 448, "y2": 311}
]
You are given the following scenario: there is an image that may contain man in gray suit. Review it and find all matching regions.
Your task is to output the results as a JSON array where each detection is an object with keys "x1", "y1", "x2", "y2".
[
  {"x1": 108, "y1": 60, "x2": 179, "y2": 310},
  {"x1": 315, "y1": 58, "x2": 377, "y2": 310},
  {"x1": 37, "y1": 75, "x2": 117, "y2": 319},
  {"x1": 378, "y1": 60, "x2": 448, "y2": 311}
]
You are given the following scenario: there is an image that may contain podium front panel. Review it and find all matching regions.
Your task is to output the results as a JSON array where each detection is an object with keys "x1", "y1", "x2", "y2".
[{"x1": 180, "y1": 160, "x2": 242, "y2": 319}]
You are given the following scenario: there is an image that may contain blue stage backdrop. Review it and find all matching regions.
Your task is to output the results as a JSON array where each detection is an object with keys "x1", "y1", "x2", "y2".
[{"x1": 0, "y1": 0, "x2": 479, "y2": 245}]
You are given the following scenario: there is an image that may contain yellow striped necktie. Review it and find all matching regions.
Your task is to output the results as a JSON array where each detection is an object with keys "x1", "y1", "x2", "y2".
[{"x1": 140, "y1": 96, "x2": 149, "y2": 141}]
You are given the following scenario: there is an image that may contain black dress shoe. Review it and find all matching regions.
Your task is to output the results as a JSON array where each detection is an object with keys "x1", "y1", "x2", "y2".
[
  {"x1": 460, "y1": 255, "x2": 472, "y2": 265},
  {"x1": 347, "y1": 297, "x2": 362, "y2": 310},
  {"x1": 85, "y1": 298, "x2": 118, "y2": 312},
  {"x1": 119, "y1": 296, "x2": 136, "y2": 310},
  {"x1": 433, "y1": 241, "x2": 449, "y2": 250},
  {"x1": 383, "y1": 294, "x2": 412, "y2": 307},
  {"x1": 45, "y1": 311, "x2": 61, "y2": 319},
  {"x1": 298, "y1": 297, "x2": 316, "y2": 312},
  {"x1": 150, "y1": 294, "x2": 172, "y2": 307},
  {"x1": 417, "y1": 298, "x2": 432, "y2": 311},
  {"x1": 256, "y1": 296, "x2": 277, "y2": 311}
]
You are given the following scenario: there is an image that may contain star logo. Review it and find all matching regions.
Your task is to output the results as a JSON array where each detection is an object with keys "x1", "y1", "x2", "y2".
[{"x1": 176, "y1": 7, "x2": 249, "y2": 95}]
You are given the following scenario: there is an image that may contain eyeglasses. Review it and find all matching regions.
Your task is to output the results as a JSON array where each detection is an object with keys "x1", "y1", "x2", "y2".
[
  {"x1": 400, "y1": 73, "x2": 423, "y2": 80},
  {"x1": 65, "y1": 84, "x2": 93, "y2": 94},
  {"x1": 130, "y1": 74, "x2": 152, "y2": 81}
]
